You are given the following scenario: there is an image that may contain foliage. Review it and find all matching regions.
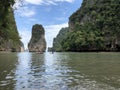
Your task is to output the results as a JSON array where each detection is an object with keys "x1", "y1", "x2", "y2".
[
  {"x1": 63, "y1": 0, "x2": 120, "y2": 51},
  {"x1": 0, "y1": 0, "x2": 23, "y2": 27},
  {"x1": 0, "y1": 7, "x2": 20, "y2": 41},
  {"x1": 53, "y1": 27, "x2": 69, "y2": 51},
  {"x1": 0, "y1": 1, "x2": 21, "y2": 51},
  {"x1": 0, "y1": 0, "x2": 15, "y2": 27},
  {"x1": 62, "y1": 23, "x2": 105, "y2": 51}
]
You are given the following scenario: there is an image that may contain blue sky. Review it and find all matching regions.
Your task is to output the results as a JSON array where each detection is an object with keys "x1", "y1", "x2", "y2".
[{"x1": 14, "y1": 0, "x2": 83, "y2": 49}]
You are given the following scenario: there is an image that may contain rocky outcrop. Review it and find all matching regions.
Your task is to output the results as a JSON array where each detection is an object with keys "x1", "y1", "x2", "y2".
[
  {"x1": 28, "y1": 24, "x2": 46, "y2": 52},
  {"x1": 68, "y1": 0, "x2": 120, "y2": 51},
  {"x1": 52, "y1": 27, "x2": 69, "y2": 52},
  {"x1": 47, "y1": 47, "x2": 53, "y2": 52},
  {"x1": 0, "y1": 8, "x2": 24, "y2": 52},
  {"x1": 20, "y1": 41, "x2": 25, "y2": 52},
  {"x1": 53, "y1": 0, "x2": 120, "y2": 52},
  {"x1": 69, "y1": 0, "x2": 97, "y2": 31},
  {"x1": 0, "y1": 37, "x2": 24, "y2": 52}
]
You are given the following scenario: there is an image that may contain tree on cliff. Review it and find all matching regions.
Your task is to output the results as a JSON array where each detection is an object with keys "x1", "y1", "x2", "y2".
[
  {"x1": 0, "y1": 0, "x2": 23, "y2": 51},
  {"x1": 53, "y1": 0, "x2": 120, "y2": 52},
  {"x1": 0, "y1": 0, "x2": 23, "y2": 27},
  {"x1": 53, "y1": 27, "x2": 69, "y2": 52}
]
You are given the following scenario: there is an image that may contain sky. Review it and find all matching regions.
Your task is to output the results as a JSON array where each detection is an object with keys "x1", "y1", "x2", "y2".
[{"x1": 14, "y1": 0, "x2": 83, "y2": 49}]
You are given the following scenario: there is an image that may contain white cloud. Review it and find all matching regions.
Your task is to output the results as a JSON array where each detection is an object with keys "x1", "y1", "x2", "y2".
[
  {"x1": 44, "y1": 0, "x2": 57, "y2": 5},
  {"x1": 25, "y1": 0, "x2": 43, "y2": 5},
  {"x1": 45, "y1": 23, "x2": 68, "y2": 47},
  {"x1": 55, "y1": 0, "x2": 74, "y2": 3},
  {"x1": 22, "y1": 10, "x2": 35, "y2": 17},
  {"x1": 19, "y1": 29, "x2": 31, "y2": 49},
  {"x1": 25, "y1": 0, "x2": 75, "y2": 5},
  {"x1": 15, "y1": 6, "x2": 35, "y2": 17},
  {"x1": 13, "y1": 0, "x2": 23, "y2": 9},
  {"x1": 45, "y1": 23, "x2": 68, "y2": 30}
]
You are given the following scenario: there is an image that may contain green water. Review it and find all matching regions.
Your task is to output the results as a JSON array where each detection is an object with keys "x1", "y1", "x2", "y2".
[{"x1": 0, "y1": 52, "x2": 120, "y2": 90}]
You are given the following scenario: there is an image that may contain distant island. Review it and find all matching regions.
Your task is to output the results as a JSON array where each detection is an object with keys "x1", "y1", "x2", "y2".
[
  {"x1": 28, "y1": 24, "x2": 46, "y2": 52},
  {"x1": 52, "y1": 0, "x2": 120, "y2": 52}
]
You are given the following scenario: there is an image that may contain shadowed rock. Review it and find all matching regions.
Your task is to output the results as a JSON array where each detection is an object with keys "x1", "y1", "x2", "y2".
[
  {"x1": 0, "y1": 7, "x2": 24, "y2": 52},
  {"x1": 28, "y1": 24, "x2": 46, "y2": 52}
]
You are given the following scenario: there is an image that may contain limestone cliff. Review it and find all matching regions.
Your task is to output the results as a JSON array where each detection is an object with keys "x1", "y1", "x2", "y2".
[
  {"x1": 69, "y1": 0, "x2": 96, "y2": 31},
  {"x1": 20, "y1": 41, "x2": 25, "y2": 52},
  {"x1": 53, "y1": 0, "x2": 120, "y2": 52},
  {"x1": 28, "y1": 24, "x2": 46, "y2": 52},
  {"x1": 52, "y1": 27, "x2": 69, "y2": 52},
  {"x1": 65, "y1": 0, "x2": 120, "y2": 51},
  {"x1": 0, "y1": 8, "x2": 24, "y2": 52}
]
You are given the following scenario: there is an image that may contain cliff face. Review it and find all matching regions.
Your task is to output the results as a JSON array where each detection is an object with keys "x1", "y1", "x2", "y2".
[
  {"x1": 64, "y1": 0, "x2": 120, "y2": 51},
  {"x1": 69, "y1": 0, "x2": 120, "y2": 32},
  {"x1": 20, "y1": 41, "x2": 25, "y2": 52},
  {"x1": 53, "y1": 27, "x2": 69, "y2": 52},
  {"x1": 0, "y1": 8, "x2": 23, "y2": 52},
  {"x1": 28, "y1": 24, "x2": 46, "y2": 52}
]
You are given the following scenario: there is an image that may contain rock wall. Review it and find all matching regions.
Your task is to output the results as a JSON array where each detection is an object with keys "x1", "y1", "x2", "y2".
[
  {"x1": 28, "y1": 24, "x2": 46, "y2": 52},
  {"x1": 0, "y1": 8, "x2": 24, "y2": 52},
  {"x1": 68, "y1": 0, "x2": 120, "y2": 51},
  {"x1": 52, "y1": 27, "x2": 69, "y2": 52}
]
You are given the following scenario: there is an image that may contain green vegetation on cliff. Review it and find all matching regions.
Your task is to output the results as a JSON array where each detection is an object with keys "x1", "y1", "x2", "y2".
[
  {"x1": 61, "y1": 0, "x2": 120, "y2": 51},
  {"x1": 62, "y1": 23, "x2": 105, "y2": 51},
  {"x1": 0, "y1": 1, "x2": 22, "y2": 51},
  {"x1": 0, "y1": 0, "x2": 16, "y2": 27},
  {"x1": 28, "y1": 24, "x2": 46, "y2": 52},
  {"x1": 53, "y1": 27, "x2": 69, "y2": 52},
  {"x1": 0, "y1": 8, "x2": 20, "y2": 41}
]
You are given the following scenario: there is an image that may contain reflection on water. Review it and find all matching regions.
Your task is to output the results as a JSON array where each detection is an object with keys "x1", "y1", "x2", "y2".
[
  {"x1": 0, "y1": 53, "x2": 17, "y2": 90},
  {"x1": 15, "y1": 52, "x2": 32, "y2": 90},
  {"x1": 0, "y1": 52, "x2": 120, "y2": 90}
]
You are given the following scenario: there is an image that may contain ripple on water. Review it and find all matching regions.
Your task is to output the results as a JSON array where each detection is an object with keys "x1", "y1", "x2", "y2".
[{"x1": 1, "y1": 52, "x2": 120, "y2": 90}]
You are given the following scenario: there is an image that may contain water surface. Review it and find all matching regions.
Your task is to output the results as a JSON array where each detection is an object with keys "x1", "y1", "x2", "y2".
[{"x1": 0, "y1": 52, "x2": 120, "y2": 90}]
